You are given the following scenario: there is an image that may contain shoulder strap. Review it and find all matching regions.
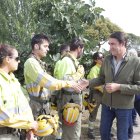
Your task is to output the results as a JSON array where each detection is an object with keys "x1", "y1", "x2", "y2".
[
  {"x1": 62, "y1": 54, "x2": 78, "y2": 70},
  {"x1": 28, "y1": 54, "x2": 46, "y2": 100},
  {"x1": 29, "y1": 53, "x2": 48, "y2": 72}
]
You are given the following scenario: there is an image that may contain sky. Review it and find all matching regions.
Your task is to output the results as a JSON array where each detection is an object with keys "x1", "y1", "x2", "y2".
[{"x1": 95, "y1": 0, "x2": 140, "y2": 36}]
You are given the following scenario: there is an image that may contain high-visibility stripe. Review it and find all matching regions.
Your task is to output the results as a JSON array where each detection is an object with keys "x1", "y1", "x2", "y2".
[
  {"x1": 26, "y1": 82, "x2": 38, "y2": 89},
  {"x1": 66, "y1": 108, "x2": 70, "y2": 122},
  {"x1": 70, "y1": 109, "x2": 75, "y2": 123},
  {"x1": 37, "y1": 125, "x2": 53, "y2": 133},
  {"x1": 0, "y1": 70, "x2": 34, "y2": 129},
  {"x1": 0, "y1": 106, "x2": 32, "y2": 121}
]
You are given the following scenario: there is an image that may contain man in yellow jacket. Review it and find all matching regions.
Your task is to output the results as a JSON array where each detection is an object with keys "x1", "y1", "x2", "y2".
[
  {"x1": 0, "y1": 44, "x2": 38, "y2": 140},
  {"x1": 54, "y1": 44, "x2": 70, "y2": 79},
  {"x1": 24, "y1": 34, "x2": 83, "y2": 119},
  {"x1": 54, "y1": 38, "x2": 85, "y2": 140}
]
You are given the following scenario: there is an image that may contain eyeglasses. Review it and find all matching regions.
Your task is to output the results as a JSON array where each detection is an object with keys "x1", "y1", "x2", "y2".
[{"x1": 9, "y1": 56, "x2": 20, "y2": 61}]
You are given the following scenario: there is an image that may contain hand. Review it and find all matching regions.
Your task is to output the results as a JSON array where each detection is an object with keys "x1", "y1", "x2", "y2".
[
  {"x1": 78, "y1": 79, "x2": 89, "y2": 90},
  {"x1": 68, "y1": 81, "x2": 83, "y2": 93},
  {"x1": 77, "y1": 65, "x2": 85, "y2": 75},
  {"x1": 31, "y1": 121, "x2": 38, "y2": 131},
  {"x1": 105, "y1": 83, "x2": 120, "y2": 93},
  {"x1": 26, "y1": 130, "x2": 35, "y2": 140}
]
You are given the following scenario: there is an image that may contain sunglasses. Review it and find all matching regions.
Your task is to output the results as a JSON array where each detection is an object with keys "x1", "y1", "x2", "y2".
[
  {"x1": 97, "y1": 57, "x2": 104, "y2": 60},
  {"x1": 9, "y1": 56, "x2": 20, "y2": 61}
]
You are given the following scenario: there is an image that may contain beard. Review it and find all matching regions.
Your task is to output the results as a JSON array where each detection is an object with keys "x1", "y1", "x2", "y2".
[{"x1": 77, "y1": 50, "x2": 83, "y2": 59}]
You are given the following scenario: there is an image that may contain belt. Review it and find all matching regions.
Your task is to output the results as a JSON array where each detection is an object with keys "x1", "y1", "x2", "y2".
[
  {"x1": 0, "y1": 127, "x2": 16, "y2": 135},
  {"x1": 29, "y1": 95, "x2": 49, "y2": 104},
  {"x1": 62, "y1": 89, "x2": 82, "y2": 95}
]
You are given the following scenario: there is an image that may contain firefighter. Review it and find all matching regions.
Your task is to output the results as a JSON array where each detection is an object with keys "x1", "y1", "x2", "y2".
[
  {"x1": 87, "y1": 52, "x2": 104, "y2": 139},
  {"x1": 54, "y1": 37, "x2": 86, "y2": 140},
  {"x1": 51, "y1": 44, "x2": 70, "y2": 111},
  {"x1": 0, "y1": 44, "x2": 38, "y2": 140},
  {"x1": 24, "y1": 33, "x2": 83, "y2": 119}
]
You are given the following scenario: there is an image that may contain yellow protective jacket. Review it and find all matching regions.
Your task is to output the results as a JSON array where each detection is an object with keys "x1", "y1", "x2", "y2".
[
  {"x1": 24, "y1": 58, "x2": 72, "y2": 100},
  {"x1": 54, "y1": 59, "x2": 62, "y2": 79},
  {"x1": 0, "y1": 69, "x2": 34, "y2": 130},
  {"x1": 54, "y1": 53, "x2": 85, "y2": 92},
  {"x1": 87, "y1": 64, "x2": 103, "y2": 93}
]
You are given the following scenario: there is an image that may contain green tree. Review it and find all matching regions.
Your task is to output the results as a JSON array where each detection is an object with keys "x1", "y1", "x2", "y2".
[
  {"x1": 0, "y1": 0, "x2": 35, "y2": 47},
  {"x1": 31, "y1": 0, "x2": 104, "y2": 54},
  {"x1": 0, "y1": 0, "x2": 36, "y2": 84},
  {"x1": 127, "y1": 33, "x2": 140, "y2": 48},
  {"x1": 84, "y1": 18, "x2": 122, "y2": 51},
  {"x1": 31, "y1": 0, "x2": 105, "y2": 76},
  {"x1": 81, "y1": 18, "x2": 122, "y2": 76}
]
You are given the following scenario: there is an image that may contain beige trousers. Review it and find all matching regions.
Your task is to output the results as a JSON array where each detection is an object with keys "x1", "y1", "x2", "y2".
[{"x1": 57, "y1": 93, "x2": 82, "y2": 140}]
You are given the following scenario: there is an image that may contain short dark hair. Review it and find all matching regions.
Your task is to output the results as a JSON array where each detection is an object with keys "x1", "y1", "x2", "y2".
[
  {"x1": 92, "y1": 52, "x2": 104, "y2": 60},
  {"x1": 110, "y1": 31, "x2": 128, "y2": 47},
  {"x1": 70, "y1": 37, "x2": 84, "y2": 51},
  {"x1": 0, "y1": 44, "x2": 16, "y2": 65},
  {"x1": 31, "y1": 33, "x2": 50, "y2": 49},
  {"x1": 60, "y1": 44, "x2": 70, "y2": 54}
]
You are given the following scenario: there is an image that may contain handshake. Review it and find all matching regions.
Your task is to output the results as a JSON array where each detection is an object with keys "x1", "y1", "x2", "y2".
[{"x1": 69, "y1": 79, "x2": 89, "y2": 93}]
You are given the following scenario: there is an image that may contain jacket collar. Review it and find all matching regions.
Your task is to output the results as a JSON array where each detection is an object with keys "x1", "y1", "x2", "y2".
[{"x1": 0, "y1": 69, "x2": 15, "y2": 81}]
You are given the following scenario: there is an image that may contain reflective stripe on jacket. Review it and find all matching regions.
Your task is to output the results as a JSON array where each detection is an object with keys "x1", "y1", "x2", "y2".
[
  {"x1": 0, "y1": 69, "x2": 34, "y2": 129},
  {"x1": 24, "y1": 58, "x2": 71, "y2": 99}
]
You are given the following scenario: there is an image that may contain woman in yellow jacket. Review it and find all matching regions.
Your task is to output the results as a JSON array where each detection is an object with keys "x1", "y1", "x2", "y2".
[
  {"x1": 87, "y1": 52, "x2": 104, "y2": 139},
  {"x1": 0, "y1": 44, "x2": 38, "y2": 140}
]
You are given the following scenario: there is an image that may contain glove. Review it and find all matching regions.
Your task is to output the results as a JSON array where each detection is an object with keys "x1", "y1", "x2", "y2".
[
  {"x1": 71, "y1": 65, "x2": 85, "y2": 81},
  {"x1": 77, "y1": 65, "x2": 85, "y2": 77}
]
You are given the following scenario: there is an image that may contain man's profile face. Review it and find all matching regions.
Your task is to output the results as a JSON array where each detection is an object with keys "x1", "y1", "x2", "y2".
[
  {"x1": 38, "y1": 40, "x2": 49, "y2": 58},
  {"x1": 77, "y1": 47, "x2": 84, "y2": 59}
]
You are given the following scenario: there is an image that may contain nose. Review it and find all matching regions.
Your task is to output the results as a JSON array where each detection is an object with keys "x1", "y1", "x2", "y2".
[{"x1": 47, "y1": 47, "x2": 49, "y2": 51}]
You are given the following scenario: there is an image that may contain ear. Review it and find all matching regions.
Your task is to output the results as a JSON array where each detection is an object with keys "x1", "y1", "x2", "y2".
[
  {"x1": 77, "y1": 46, "x2": 81, "y2": 51},
  {"x1": 3, "y1": 56, "x2": 10, "y2": 64},
  {"x1": 34, "y1": 44, "x2": 39, "y2": 50}
]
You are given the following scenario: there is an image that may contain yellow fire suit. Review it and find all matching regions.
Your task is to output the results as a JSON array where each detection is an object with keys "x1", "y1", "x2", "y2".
[
  {"x1": 54, "y1": 53, "x2": 85, "y2": 140},
  {"x1": 0, "y1": 69, "x2": 34, "y2": 139},
  {"x1": 24, "y1": 57, "x2": 72, "y2": 117}
]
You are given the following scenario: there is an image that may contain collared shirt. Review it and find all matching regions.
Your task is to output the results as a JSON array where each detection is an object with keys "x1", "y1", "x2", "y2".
[
  {"x1": 0, "y1": 69, "x2": 34, "y2": 129},
  {"x1": 112, "y1": 54, "x2": 126, "y2": 75}
]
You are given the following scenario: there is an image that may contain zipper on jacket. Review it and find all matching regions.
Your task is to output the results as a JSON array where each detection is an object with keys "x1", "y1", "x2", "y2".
[{"x1": 110, "y1": 58, "x2": 126, "y2": 108}]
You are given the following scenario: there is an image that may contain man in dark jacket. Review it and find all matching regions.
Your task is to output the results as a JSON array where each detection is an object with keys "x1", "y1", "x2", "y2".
[{"x1": 89, "y1": 31, "x2": 140, "y2": 140}]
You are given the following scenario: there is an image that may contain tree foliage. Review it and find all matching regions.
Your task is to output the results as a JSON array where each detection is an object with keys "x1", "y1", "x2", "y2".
[
  {"x1": 0, "y1": 0, "x2": 36, "y2": 83},
  {"x1": 1, "y1": 0, "x2": 140, "y2": 83},
  {"x1": 30, "y1": 0, "x2": 105, "y2": 76},
  {"x1": 84, "y1": 18, "x2": 122, "y2": 50},
  {"x1": 0, "y1": 0, "x2": 35, "y2": 48},
  {"x1": 31, "y1": 0, "x2": 104, "y2": 54},
  {"x1": 127, "y1": 33, "x2": 140, "y2": 48}
]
